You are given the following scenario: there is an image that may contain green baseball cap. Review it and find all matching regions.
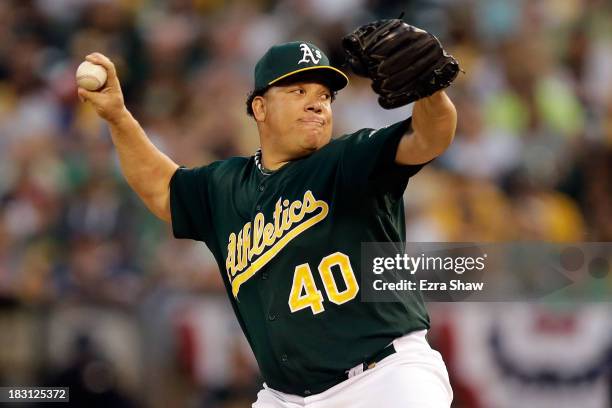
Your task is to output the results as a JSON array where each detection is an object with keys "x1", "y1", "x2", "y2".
[{"x1": 254, "y1": 41, "x2": 349, "y2": 92}]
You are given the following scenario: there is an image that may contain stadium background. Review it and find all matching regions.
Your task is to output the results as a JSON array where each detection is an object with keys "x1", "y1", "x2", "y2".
[{"x1": 0, "y1": 0, "x2": 610, "y2": 406}]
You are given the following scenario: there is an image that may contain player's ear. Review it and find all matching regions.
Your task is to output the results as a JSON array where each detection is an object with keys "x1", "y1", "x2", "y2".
[{"x1": 252, "y1": 96, "x2": 266, "y2": 122}]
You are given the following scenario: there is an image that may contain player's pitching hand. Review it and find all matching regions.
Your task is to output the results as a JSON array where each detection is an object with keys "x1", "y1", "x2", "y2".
[{"x1": 77, "y1": 53, "x2": 127, "y2": 124}]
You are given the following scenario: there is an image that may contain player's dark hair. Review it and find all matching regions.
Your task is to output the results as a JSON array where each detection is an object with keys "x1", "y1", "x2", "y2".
[
  {"x1": 246, "y1": 72, "x2": 338, "y2": 118},
  {"x1": 246, "y1": 87, "x2": 269, "y2": 117}
]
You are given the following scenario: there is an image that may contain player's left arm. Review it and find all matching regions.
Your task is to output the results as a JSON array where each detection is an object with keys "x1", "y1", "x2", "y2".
[
  {"x1": 342, "y1": 19, "x2": 461, "y2": 166},
  {"x1": 395, "y1": 90, "x2": 457, "y2": 165}
]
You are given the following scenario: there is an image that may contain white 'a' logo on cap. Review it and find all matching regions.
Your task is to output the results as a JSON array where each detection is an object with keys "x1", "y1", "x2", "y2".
[{"x1": 298, "y1": 43, "x2": 321, "y2": 64}]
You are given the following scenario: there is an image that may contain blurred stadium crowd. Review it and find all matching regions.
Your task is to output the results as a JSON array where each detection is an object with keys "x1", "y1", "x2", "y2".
[{"x1": 0, "y1": 0, "x2": 610, "y2": 407}]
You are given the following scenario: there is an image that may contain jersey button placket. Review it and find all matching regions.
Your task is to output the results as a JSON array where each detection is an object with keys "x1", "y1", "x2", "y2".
[
  {"x1": 255, "y1": 183, "x2": 265, "y2": 213},
  {"x1": 280, "y1": 354, "x2": 288, "y2": 363}
]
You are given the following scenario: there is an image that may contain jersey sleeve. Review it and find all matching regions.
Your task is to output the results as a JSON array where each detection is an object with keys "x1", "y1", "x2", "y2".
[
  {"x1": 340, "y1": 118, "x2": 430, "y2": 198},
  {"x1": 169, "y1": 165, "x2": 214, "y2": 243}
]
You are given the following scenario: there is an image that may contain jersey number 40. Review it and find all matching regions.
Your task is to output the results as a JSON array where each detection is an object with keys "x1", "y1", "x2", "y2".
[{"x1": 288, "y1": 252, "x2": 359, "y2": 315}]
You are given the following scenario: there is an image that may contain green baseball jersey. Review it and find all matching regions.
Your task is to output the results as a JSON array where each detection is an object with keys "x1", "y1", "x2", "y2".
[{"x1": 170, "y1": 118, "x2": 430, "y2": 396}]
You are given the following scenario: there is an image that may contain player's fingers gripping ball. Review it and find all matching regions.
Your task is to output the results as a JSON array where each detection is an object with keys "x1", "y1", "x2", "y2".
[
  {"x1": 76, "y1": 61, "x2": 107, "y2": 91},
  {"x1": 342, "y1": 19, "x2": 461, "y2": 109}
]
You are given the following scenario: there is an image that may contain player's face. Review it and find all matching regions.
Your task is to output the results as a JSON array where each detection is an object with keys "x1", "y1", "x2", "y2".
[{"x1": 263, "y1": 81, "x2": 333, "y2": 156}]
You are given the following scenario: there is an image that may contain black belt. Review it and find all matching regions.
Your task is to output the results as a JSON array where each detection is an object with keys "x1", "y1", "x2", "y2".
[{"x1": 345, "y1": 343, "x2": 397, "y2": 379}]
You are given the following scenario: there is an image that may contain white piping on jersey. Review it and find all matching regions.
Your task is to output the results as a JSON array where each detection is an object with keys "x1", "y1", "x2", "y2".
[{"x1": 254, "y1": 148, "x2": 273, "y2": 176}]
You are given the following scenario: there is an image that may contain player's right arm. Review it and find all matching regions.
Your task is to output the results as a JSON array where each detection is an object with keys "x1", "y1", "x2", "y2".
[{"x1": 77, "y1": 53, "x2": 179, "y2": 222}]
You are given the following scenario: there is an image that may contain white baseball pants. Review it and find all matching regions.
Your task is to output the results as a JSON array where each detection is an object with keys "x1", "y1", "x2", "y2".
[{"x1": 252, "y1": 330, "x2": 453, "y2": 408}]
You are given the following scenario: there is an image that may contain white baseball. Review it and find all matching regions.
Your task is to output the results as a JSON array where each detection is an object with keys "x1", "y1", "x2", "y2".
[{"x1": 76, "y1": 61, "x2": 107, "y2": 91}]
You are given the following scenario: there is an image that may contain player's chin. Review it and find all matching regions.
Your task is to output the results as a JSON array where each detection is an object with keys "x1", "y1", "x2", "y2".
[{"x1": 299, "y1": 127, "x2": 331, "y2": 150}]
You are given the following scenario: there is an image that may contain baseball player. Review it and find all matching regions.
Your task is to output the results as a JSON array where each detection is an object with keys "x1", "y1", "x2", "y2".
[{"x1": 78, "y1": 19, "x2": 459, "y2": 408}]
